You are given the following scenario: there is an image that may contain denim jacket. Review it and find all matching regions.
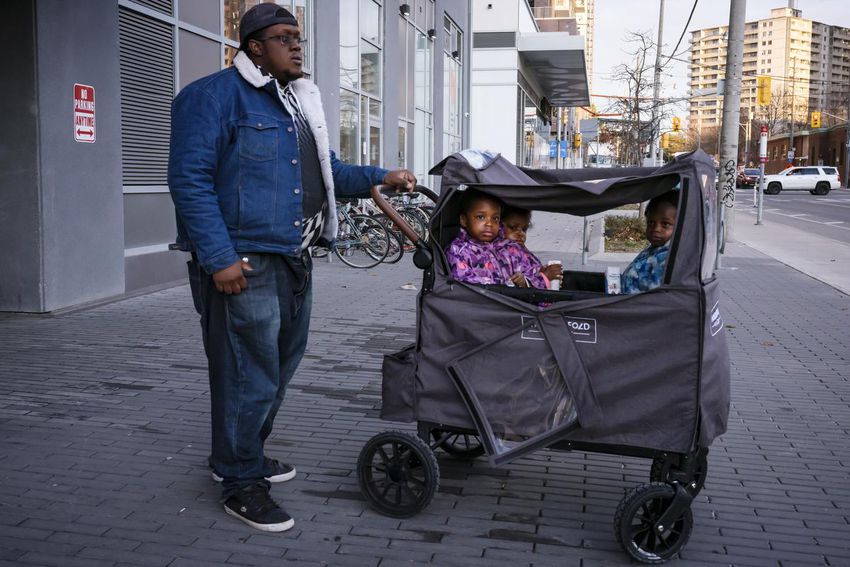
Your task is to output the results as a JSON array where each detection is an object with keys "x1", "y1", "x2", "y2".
[{"x1": 168, "y1": 51, "x2": 388, "y2": 274}]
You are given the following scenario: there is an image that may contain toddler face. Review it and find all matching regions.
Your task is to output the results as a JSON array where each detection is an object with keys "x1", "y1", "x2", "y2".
[
  {"x1": 502, "y1": 212, "x2": 531, "y2": 245},
  {"x1": 460, "y1": 197, "x2": 501, "y2": 243},
  {"x1": 645, "y1": 203, "x2": 677, "y2": 247}
]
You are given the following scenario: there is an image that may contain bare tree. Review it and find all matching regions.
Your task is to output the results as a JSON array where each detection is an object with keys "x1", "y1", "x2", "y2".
[
  {"x1": 604, "y1": 31, "x2": 668, "y2": 166},
  {"x1": 753, "y1": 86, "x2": 809, "y2": 135}
]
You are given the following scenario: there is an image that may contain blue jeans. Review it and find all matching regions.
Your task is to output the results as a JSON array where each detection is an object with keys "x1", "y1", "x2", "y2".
[{"x1": 188, "y1": 252, "x2": 312, "y2": 497}]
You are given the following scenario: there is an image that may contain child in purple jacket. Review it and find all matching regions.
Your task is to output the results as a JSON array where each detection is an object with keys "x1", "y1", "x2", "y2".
[
  {"x1": 445, "y1": 191, "x2": 548, "y2": 288},
  {"x1": 501, "y1": 206, "x2": 563, "y2": 288}
]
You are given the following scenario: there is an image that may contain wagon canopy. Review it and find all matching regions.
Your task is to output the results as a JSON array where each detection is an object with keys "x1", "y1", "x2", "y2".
[{"x1": 428, "y1": 149, "x2": 720, "y2": 288}]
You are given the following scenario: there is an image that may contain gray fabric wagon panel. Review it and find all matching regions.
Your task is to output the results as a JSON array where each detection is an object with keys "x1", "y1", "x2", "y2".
[
  {"x1": 554, "y1": 288, "x2": 702, "y2": 453},
  {"x1": 699, "y1": 278, "x2": 730, "y2": 445},
  {"x1": 415, "y1": 279, "x2": 511, "y2": 430},
  {"x1": 449, "y1": 327, "x2": 577, "y2": 439},
  {"x1": 416, "y1": 276, "x2": 702, "y2": 453}
]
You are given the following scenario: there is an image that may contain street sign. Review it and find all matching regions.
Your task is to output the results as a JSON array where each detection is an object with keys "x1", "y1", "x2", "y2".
[
  {"x1": 549, "y1": 140, "x2": 558, "y2": 159},
  {"x1": 579, "y1": 118, "x2": 598, "y2": 141},
  {"x1": 73, "y1": 83, "x2": 96, "y2": 143},
  {"x1": 757, "y1": 76, "x2": 771, "y2": 105},
  {"x1": 559, "y1": 140, "x2": 567, "y2": 158},
  {"x1": 758, "y1": 125, "x2": 768, "y2": 164}
]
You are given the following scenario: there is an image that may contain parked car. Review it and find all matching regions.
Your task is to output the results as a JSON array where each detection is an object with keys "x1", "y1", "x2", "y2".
[
  {"x1": 736, "y1": 168, "x2": 761, "y2": 188},
  {"x1": 763, "y1": 166, "x2": 841, "y2": 195}
]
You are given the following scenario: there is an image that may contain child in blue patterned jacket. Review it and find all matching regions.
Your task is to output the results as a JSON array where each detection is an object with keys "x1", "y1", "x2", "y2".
[{"x1": 621, "y1": 191, "x2": 679, "y2": 294}]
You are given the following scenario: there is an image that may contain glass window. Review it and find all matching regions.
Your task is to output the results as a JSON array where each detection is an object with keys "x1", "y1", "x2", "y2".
[
  {"x1": 398, "y1": 122, "x2": 407, "y2": 168},
  {"x1": 340, "y1": 0, "x2": 383, "y2": 166},
  {"x1": 398, "y1": 17, "x2": 408, "y2": 118},
  {"x1": 340, "y1": 0, "x2": 359, "y2": 89},
  {"x1": 415, "y1": 31, "x2": 431, "y2": 111},
  {"x1": 517, "y1": 89, "x2": 547, "y2": 168},
  {"x1": 361, "y1": 39, "x2": 381, "y2": 96},
  {"x1": 400, "y1": 1, "x2": 434, "y2": 180},
  {"x1": 360, "y1": 0, "x2": 381, "y2": 45},
  {"x1": 339, "y1": 89, "x2": 359, "y2": 164},
  {"x1": 370, "y1": 99, "x2": 382, "y2": 166},
  {"x1": 361, "y1": 95, "x2": 369, "y2": 165},
  {"x1": 414, "y1": 108, "x2": 433, "y2": 181},
  {"x1": 414, "y1": 0, "x2": 427, "y2": 29},
  {"x1": 443, "y1": 15, "x2": 463, "y2": 157}
]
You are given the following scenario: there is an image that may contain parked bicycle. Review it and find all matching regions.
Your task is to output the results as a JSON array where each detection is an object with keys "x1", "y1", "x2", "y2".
[{"x1": 327, "y1": 200, "x2": 393, "y2": 268}]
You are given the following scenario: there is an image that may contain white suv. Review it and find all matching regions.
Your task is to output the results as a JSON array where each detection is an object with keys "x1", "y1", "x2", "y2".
[{"x1": 763, "y1": 166, "x2": 841, "y2": 195}]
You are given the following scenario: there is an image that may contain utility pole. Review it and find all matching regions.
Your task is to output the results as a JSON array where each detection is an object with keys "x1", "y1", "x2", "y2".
[
  {"x1": 715, "y1": 0, "x2": 746, "y2": 269},
  {"x1": 648, "y1": 0, "x2": 665, "y2": 167},
  {"x1": 788, "y1": 57, "x2": 796, "y2": 167},
  {"x1": 845, "y1": 89, "x2": 850, "y2": 188}
]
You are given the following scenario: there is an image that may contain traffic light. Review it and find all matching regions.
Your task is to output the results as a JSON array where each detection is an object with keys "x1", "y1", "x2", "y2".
[
  {"x1": 661, "y1": 133, "x2": 670, "y2": 149},
  {"x1": 672, "y1": 117, "x2": 681, "y2": 132},
  {"x1": 811, "y1": 111, "x2": 821, "y2": 128},
  {"x1": 757, "y1": 75, "x2": 772, "y2": 105},
  {"x1": 573, "y1": 133, "x2": 581, "y2": 148}
]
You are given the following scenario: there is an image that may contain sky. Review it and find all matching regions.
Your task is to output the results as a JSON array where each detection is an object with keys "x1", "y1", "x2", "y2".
[{"x1": 592, "y1": 0, "x2": 850, "y2": 125}]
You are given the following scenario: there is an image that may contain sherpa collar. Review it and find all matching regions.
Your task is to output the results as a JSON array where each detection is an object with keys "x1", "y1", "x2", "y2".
[{"x1": 233, "y1": 50, "x2": 274, "y2": 88}]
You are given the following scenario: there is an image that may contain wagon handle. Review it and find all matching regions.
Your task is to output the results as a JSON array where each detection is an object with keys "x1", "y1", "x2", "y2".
[{"x1": 370, "y1": 184, "x2": 435, "y2": 269}]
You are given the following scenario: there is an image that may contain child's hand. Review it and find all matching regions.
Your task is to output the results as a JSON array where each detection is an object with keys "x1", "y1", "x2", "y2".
[
  {"x1": 510, "y1": 272, "x2": 529, "y2": 288},
  {"x1": 541, "y1": 264, "x2": 563, "y2": 281}
]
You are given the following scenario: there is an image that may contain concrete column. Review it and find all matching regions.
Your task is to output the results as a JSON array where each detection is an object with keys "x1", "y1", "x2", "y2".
[{"x1": 2, "y1": 0, "x2": 124, "y2": 312}]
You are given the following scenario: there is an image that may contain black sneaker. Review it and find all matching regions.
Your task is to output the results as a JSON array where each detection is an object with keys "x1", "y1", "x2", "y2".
[
  {"x1": 210, "y1": 457, "x2": 296, "y2": 484},
  {"x1": 224, "y1": 484, "x2": 294, "y2": 532}
]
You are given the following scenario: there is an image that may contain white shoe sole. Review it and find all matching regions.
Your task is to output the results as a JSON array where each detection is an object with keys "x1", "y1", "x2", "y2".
[
  {"x1": 211, "y1": 467, "x2": 296, "y2": 483},
  {"x1": 224, "y1": 505, "x2": 294, "y2": 532}
]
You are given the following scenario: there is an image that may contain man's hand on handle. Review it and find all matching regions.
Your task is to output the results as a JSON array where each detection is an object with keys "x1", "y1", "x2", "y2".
[
  {"x1": 213, "y1": 258, "x2": 253, "y2": 295},
  {"x1": 383, "y1": 169, "x2": 417, "y2": 192}
]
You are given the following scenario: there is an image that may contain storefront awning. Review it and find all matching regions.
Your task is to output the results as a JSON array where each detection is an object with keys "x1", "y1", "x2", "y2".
[{"x1": 517, "y1": 32, "x2": 589, "y2": 107}]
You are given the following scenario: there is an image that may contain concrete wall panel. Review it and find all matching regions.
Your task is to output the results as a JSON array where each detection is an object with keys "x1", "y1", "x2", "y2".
[{"x1": 36, "y1": 0, "x2": 125, "y2": 311}]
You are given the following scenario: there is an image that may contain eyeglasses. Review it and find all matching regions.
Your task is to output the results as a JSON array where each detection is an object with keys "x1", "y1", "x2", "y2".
[{"x1": 258, "y1": 34, "x2": 306, "y2": 47}]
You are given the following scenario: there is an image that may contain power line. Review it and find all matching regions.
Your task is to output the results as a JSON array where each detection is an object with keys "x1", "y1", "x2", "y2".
[{"x1": 664, "y1": 0, "x2": 699, "y2": 68}]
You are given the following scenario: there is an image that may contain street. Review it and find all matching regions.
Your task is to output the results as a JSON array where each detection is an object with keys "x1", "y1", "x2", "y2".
[{"x1": 737, "y1": 189, "x2": 850, "y2": 243}]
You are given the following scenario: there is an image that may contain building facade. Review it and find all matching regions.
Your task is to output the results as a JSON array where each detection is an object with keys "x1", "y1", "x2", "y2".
[
  {"x1": 470, "y1": 0, "x2": 589, "y2": 168},
  {"x1": 764, "y1": 124, "x2": 848, "y2": 174},
  {"x1": 2, "y1": 0, "x2": 471, "y2": 313},
  {"x1": 528, "y1": 0, "x2": 594, "y2": 94},
  {"x1": 688, "y1": 6, "x2": 850, "y2": 137}
]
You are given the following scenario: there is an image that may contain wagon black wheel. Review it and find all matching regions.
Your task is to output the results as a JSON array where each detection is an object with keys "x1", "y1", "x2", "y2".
[
  {"x1": 357, "y1": 431, "x2": 439, "y2": 518},
  {"x1": 431, "y1": 429, "x2": 485, "y2": 460},
  {"x1": 650, "y1": 450, "x2": 707, "y2": 497},
  {"x1": 615, "y1": 483, "x2": 693, "y2": 564}
]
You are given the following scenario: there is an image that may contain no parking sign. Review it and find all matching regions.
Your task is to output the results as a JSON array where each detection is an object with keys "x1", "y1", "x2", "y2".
[{"x1": 74, "y1": 84, "x2": 96, "y2": 143}]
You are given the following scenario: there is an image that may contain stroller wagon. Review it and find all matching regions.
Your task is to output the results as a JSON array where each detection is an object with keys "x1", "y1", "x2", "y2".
[{"x1": 358, "y1": 150, "x2": 730, "y2": 564}]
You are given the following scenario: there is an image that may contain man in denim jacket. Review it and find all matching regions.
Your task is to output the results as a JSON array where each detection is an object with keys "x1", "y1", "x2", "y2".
[{"x1": 168, "y1": 4, "x2": 416, "y2": 532}]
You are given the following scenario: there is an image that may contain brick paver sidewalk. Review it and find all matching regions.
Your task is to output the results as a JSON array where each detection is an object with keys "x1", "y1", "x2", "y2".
[{"x1": 1, "y1": 242, "x2": 848, "y2": 566}]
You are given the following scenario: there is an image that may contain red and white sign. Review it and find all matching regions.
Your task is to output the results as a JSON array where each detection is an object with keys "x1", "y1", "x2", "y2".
[
  {"x1": 758, "y1": 125, "x2": 768, "y2": 164},
  {"x1": 74, "y1": 84, "x2": 96, "y2": 143}
]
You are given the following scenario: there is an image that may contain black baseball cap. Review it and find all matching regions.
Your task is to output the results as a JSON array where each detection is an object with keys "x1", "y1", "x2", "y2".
[{"x1": 239, "y1": 3, "x2": 299, "y2": 46}]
